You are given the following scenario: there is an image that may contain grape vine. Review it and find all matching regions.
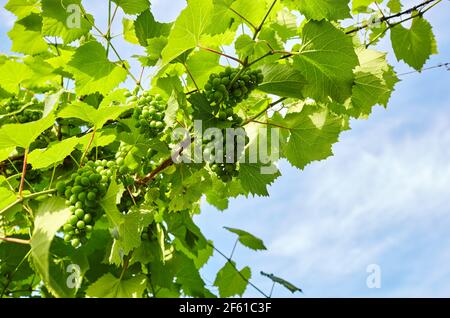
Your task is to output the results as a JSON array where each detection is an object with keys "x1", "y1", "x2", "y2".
[{"x1": 0, "y1": 0, "x2": 445, "y2": 299}]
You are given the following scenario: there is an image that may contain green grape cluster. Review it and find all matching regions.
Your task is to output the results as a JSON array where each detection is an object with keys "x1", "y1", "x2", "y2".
[
  {"x1": 115, "y1": 143, "x2": 132, "y2": 175},
  {"x1": 56, "y1": 160, "x2": 114, "y2": 248},
  {"x1": 130, "y1": 92, "x2": 167, "y2": 137},
  {"x1": 204, "y1": 129, "x2": 249, "y2": 183},
  {"x1": 1, "y1": 96, "x2": 43, "y2": 124},
  {"x1": 204, "y1": 67, "x2": 264, "y2": 121}
]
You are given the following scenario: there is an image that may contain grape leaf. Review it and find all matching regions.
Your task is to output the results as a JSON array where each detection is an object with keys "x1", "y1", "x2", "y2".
[
  {"x1": 391, "y1": 15, "x2": 437, "y2": 71},
  {"x1": 30, "y1": 197, "x2": 72, "y2": 297},
  {"x1": 122, "y1": 18, "x2": 139, "y2": 44},
  {"x1": 239, "y1": 163, "x2": 280, "y2": 197},
  {"x1": 5, "y1": 0, "x2": 40, "y2": 19},
  {"x1": 109, "y1": 208, "x2": 153, "y2": 265},
  {"x1": 271, "y1": 9, "x2": 297, "y2": 41},
  {"x1": 0, "y1": 113, "x2": 55, "y2": 149},
  {"x1": 172, "y1": 252, "x2": 206, "y2": 297},
  {"x1": 0, "y1": 186, "x2": 17, "y2": 213},
  {"x1": 350, "y1": 49, "x2": 398, "y2": 117},
  {"x1": 86, "y1": 273, "x2": 147, "y2": 298},
  {"x1": 58, "y1": 101, "x2": 133, "y2": 128},
  {"x1": 112, "y1": 0, "x2": 150, "y2": 15},
  {"x1": 7, "y1": 14, "x2": 48, "y2": 55},
  {"x1": 272, "y1": 107, "x2": 348, "y2": 170},
  {"x1": 28, "y1": 137, "x2": 80, "y2": 170},
  {"x1": 162, "y1": 0, "x2": 214, "y2": 63},
  {"x1": 261, "y1": 271, "x2": 302, "y2": 293},
  {"x1": 293, "y1": 20, "x2": 359, "y2": 103},
  {"x1": 0, "y1": 60, "x2": 33, "y2": 94},
  {"x1": 258, "y1": 64, "x2": 306, "y2": 99},
  {"x1": 67, "y1": 41, "x2": 128, "y2": 95},
  {"x1": 294, "y1": 0, "x2": 351, "y2": 21},
  {"x1": 134, "y1": 10, "x2": 172, "y2": 47},
  {"x1": 41, "y1": 0, "x2": 93, "y2": 44},
  {"x1": 225, "y1": 227, "x2": 267, "y2": 251},
  {"x1": 99, "y1": 176, "x2": 125, "y2": 228},
  {"x1": 230, "y1": 0, "x2": 267, "y2": 30},
  {"x1": 387, "y1": 0, "x2": 402, "y2": 13},
  {"x1": 186, "y1": 50, "x2": 223, "y2": 88},
  {"x1": 352, "y1": 0, "x2": 382, "y2": 13},
  {"x1": 214, "y1": 261, "x2": 251, "y2": 298}
]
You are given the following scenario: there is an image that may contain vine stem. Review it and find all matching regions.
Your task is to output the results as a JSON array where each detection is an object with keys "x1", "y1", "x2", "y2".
[
  {"x1": 209, "y1": 242, "x2": 270, "y2": 298},
  {"x1": 0, "y1": 237, "x2": 30, "y2": 245},
  {"x1": 364, "y1": 0, "x2": 442, "y2": 48},
  {"x1": 79, "y1": 6, "x2": 143, "y2": 90},
  {"x1": 18, "y1": 148, "x2": 28, "y2": 198},
  {"x1": 229, "y1": 238, "x2": 239, "y2": 259},
  {"x1": 106, "y1": 0, "x2": 112, "y2": 57},
  {"x1": 0, "y1": 189, "x2": 56, "y2": 215},
  {"x1": 243, "y1": 97, "x2": 286, "y2": 125},
  {"x1": 184, "y1": 63, "x2": 200, "y2": 91},
  {"x1": 228, "y1": 7, "x2": 257, "y2": 30},
  {"x1": 346, "y1": 0, "x2": 438, "y2": 34},
  {"x1": 253, "y1": 0, "x2": 278, "y2": 40},
  {"x1": 199, "y1": 46, "x2": 245, "y2": 65},
  {"x1": 80, "y1": 127, "x2": 97, "y2": 166}
]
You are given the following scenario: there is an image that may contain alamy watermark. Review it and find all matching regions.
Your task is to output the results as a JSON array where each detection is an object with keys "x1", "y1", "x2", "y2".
[
  {"x1": 66, "y1": 264, "x2": 82, "y2": 289},
  {"x1": 366, "y1": 264, "x2": 381, "y2": 289},
  {"x1": 66, "y1": 4, "x2": 82, "y2": 29}
]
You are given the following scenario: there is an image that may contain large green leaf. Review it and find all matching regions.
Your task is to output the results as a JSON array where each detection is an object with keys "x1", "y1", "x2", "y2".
[
  {"x1": 8, "y1": 14, "x2": 48, "y2": 55},
  {"x1": 109, "y1": 207, "x2": 153, "y2": 265},
  {"x1": 0, "y1": 114, "x2": 55, "y2": 149},
  {"x1": 293, "y1": 20, "x2": 358, "y2": 103},
  {"x1": 239, "y1": 163, "x2": 280, "y2": 197},
  {"x1": 30, "y1": 197, "x2": 72, "y2": 297},
  {"x1": 112, "y1": 0, "x2": 150, "y2": 15},
  {"x1": 161, "y1": 0, "x2": 214, "y2": 63},
  {"x1": 28, "y1": 137, "x2": 80, "y2": 170},
  {"x1": 5, "y1": 0, "x2": 40, "y2": 18},
  {"x1": 67, "y1": 41, "x2": 128, "y2": 95},
  {"x1": 0, "y1": 186, "x2": 17, "y2": 213},
  {"x1": 214, "y1": 261, "x2": 251, "y2": 298},
  {"x1": 258, "y1": 64, "x2": 306, "y2": 99},
  {"x1": 391, "y1": 16, "x2": 437, "y2": 71},
  {"x1": 99, "y1": 176, "x2": 125, "y2": 228},
  {"x1": 86, "y1": 273, "x2": 147, "y2": 298},
  {"x1": 350, "y1": 49, "x2": 399, "y2": 117},
  {"x1": 352, "y1": 0, "x2": 382, "y2": 13},
  {"x1": 273, "y1": 107, "x2": 348, "y2": 170},
  {"x1": 41, "y1": 0, "x2": 93, "y2": 44},
  {"x1": 0, "y1": 60, "x2": 33, "y2": 94},
  {"x1": 224, "y1": 227, "x2": 267, "y2": 251},
  {"x1": 293, "y1": 0, "x2": 351, "y2": 21},
  {"x1": 58, "y1": 101, "x2": 133, "y2": 128},
  {"x1": 134, "y1": 10, "x2": 172, "y2": 47}
]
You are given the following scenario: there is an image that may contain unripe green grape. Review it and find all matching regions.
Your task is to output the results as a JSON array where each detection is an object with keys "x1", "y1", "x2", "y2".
[
  {"x1": 76, "y1": 220, "x2": 86, "y2": 230},
  {"x1": 56, "y1": 181, "x2": 66, "y2": 194},
  {"x1": 71, "y1": 238, "x2": 80, "y2": 248},
  {"x1": 69, "y1": 215, "x2": 78, "y2": 226},
  {"x1": 84, "y1": 214, "x2": 92, "y2": 224},
  {"x1": 63, "y1": 224, "x2": 74, "y2": 232}
]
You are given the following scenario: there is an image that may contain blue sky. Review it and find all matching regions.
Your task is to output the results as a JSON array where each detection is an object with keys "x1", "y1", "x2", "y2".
[{"x1": 1, "y1": 0, "x2": 450, "y2": 297}]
